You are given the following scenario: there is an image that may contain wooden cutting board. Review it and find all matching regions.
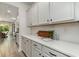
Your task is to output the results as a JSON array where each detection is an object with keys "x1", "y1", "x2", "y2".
[{"x1": 37, "y1": 31, "x2": 54, "y2": 39}]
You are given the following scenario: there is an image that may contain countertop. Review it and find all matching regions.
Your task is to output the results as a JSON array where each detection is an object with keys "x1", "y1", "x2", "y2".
[{"x1": 22, "y1": 34, "x2": 79, "y2": 57}]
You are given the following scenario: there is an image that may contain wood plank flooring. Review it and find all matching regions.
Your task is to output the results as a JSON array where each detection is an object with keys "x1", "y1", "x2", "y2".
[{"x1": 0, "y1": 34, "x2": 24, "y2": 57}]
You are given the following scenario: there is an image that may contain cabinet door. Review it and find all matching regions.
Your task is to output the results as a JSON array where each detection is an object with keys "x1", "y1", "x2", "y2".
[
  {"x1": 21, "y1": 37, "x2": 26, "y2": 53},
  {"x1": 42, "y1": 53, "x2": 50, "y2": 57},
  {"x1": 38, "y1": 2, "x2": 50, "y2": 24},
  {"x1": 50, "y1": 2, "x2": 74, "y2": 21},
  {"x1": 21, "y1": 37, "x2": 32, "y2": 57},
  {"x1": 31, "y1": 3, "x2": 39, "y2": 25},
  {"x1": 28, "y1": 39, "x2": 32, "y2": 57},
  {"x1": 32, "y1": 41, "x2": 42, "y2": 50},
  {"x1": 25, "y1": 39, "x2": 32, "y2": 57},
  {"x1": 32, "y1": 47, "x2": 42, "y2": 57},
  {"x1": 42, "y1": 45, "x2": 68, "y2": 57},
  {"x1": 75, "y1": 2, "x2": 79, "y2": 20},
  {"x1": 25, "y1": 39, "x2": 29, "y2": 56},
  {"x1": 27, "y1": 8, "x2": 32, "y2": 26}
]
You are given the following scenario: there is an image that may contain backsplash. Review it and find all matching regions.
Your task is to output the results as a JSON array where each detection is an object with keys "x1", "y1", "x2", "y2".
[{"x1": 31, "y1": 22, "x2": 79, "y2": 44}]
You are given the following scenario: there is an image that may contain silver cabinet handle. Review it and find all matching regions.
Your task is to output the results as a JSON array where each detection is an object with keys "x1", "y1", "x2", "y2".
[
  {"x1": 50, "y1": 19, "x2": 52, "y2": 21},
  {"x1": 34, "y1": 44, "x2": 37, "y2": 46},
  {"x1": 42, "y1": 56, "x2": 44, "y2": 57},
  {"x1": 49, "y1": 52, "x2": 56, "y2": 57}
]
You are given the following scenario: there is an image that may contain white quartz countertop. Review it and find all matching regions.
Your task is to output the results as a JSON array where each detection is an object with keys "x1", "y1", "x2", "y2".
[{"x1": 22, "y1": 34, "x2": 79, "y2": 57}]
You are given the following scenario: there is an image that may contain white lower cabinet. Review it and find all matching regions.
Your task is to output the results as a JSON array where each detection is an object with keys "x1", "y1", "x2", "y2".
[
  {"x1": 32, "y1": 41, "x2": 42, "y2": 50},
  {"x1": 32, "y1": 41, "x2": 51, "y2": 57},
  {"x1": 21, "y1": 37, "x2": 26, "y2": 53},
  {"x1": 41, "y1": 53, "x2": 51, "y2": 57},
  {"x1": 32, "y1": 41, "x2": 42, "y2": 57},
  {"x1": 31, "y1": 41, "x2": 69, "y2": 57},
  {"x1": 32, "y1": 48, "x2": 50, "y2": 57},
  {"x1": 42, "y1": 46, "x2": 68, "y2": 57},
  {"x1": 22, "y1": 37, "x2": 69, "y2": 57},
  {"x1": 21, "y1": 37, "x2": 32, "y2": 57},
  {"x1": 32, "y1": 49, "x2": 49, "y2": 57},
  {"x1": 32, "y1": 47, "x2": 42, "y2": 57}
]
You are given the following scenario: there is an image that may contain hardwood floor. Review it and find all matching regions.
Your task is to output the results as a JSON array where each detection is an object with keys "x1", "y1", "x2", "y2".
[{"x1": 0, "y1": 34, "x2": 24, "y2": 57}]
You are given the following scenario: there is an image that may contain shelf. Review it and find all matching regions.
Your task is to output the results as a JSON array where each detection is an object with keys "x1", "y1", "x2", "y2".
[{"x1": 28, "y1": 19, "x2": 79, "y2": 27}]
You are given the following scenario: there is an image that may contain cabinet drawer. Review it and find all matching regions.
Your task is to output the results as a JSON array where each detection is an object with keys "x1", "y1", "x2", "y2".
[
  {"x1": 22, "y1": 43, "x2": 26, "y2": 53},
  {"x1": 22, "y1": 39, "x2": 26, "y2": 44},
  {"x1": 42, "y1": 53, "x2": 50, "y2": 57},
  {"x1": 22, "y1": 37, "x2": 26, "y2": 43},
  {"x1": 42, "y1": 46, "x2": 69, "y2": 57},
  {"x1": 32, "y1": 47, "x2": 42, "y2": 57},
  {"x1": 32, "y1": 41, "x2": 42, "y2": 50},
  {"x1": 22, "y1": 37, "x2": 29, "y2": 43}
]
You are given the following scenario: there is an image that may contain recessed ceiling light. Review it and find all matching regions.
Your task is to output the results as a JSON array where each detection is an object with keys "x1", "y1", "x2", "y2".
[{"x1": 7, "y1": 10, "x2": 11, "y2": 13}]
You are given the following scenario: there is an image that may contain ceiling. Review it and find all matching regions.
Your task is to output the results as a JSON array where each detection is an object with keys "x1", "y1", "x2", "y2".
[
  {"x1": 0, "y1": 2, "x2": 35, "y2": 22},
  {"x1": 0, "y1": 2, "x2": 18, "y2": 20}
]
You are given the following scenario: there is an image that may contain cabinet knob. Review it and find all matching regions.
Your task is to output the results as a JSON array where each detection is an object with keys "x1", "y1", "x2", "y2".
[
  {"x1": 39, "y1": 53, "x2": 41, "y2": 55},
  {"x1": 34, "y1": 44, "x2": 37, "y2": 46},
  {"x1": 50, "y1": 19, "x2": 52, "y2": 21},
  {"x1": 42, "y1": 56, "x2": 44, "y2": 57}
]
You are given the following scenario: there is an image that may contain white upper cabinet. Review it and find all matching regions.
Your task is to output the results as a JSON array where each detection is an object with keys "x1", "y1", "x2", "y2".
[
  {"x1": 38, "y1": 2, "x2": 50, "y2": 24},
  {"x1": 27, "y1": 7, "x2": 32, "y2": 26},
  {"x1": 50, "y1": 2, "x2": 74, "y2": 22},
  {"x1": 27, "y1": 3, "x2": 38, "y2": 26},
  {"x1": 27, "y1": 2, "x2": 76, "y2": 26},
  {"x1": 31, "y1": 3, "x2": 39, "y2": 25},
  {"x1": 75, "y1": 2, "x2": 79, "y2": 20}
]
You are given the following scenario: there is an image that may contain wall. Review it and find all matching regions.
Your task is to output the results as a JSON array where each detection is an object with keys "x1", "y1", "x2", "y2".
[
  {"x1": 4, "y1": 2, "x2": 31, "y2": 51},
  {"x1": 31, "y1": 22, "x2": 79, "y2": 44},
  {"x1": 4, "y1": 2, "x2": 30, "y2": 35}
]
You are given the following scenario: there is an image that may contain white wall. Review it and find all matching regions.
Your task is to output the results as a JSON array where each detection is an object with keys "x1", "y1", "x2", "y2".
[
  {"x1": 4, "y1": 2, "x2": 29, "y2": 35},
  {"x1": 31, "y1": 22, "x2": 79, "y2": 44},
  {"x1": 4, "y1": 2, "x2": 30, "y2": 51}
]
